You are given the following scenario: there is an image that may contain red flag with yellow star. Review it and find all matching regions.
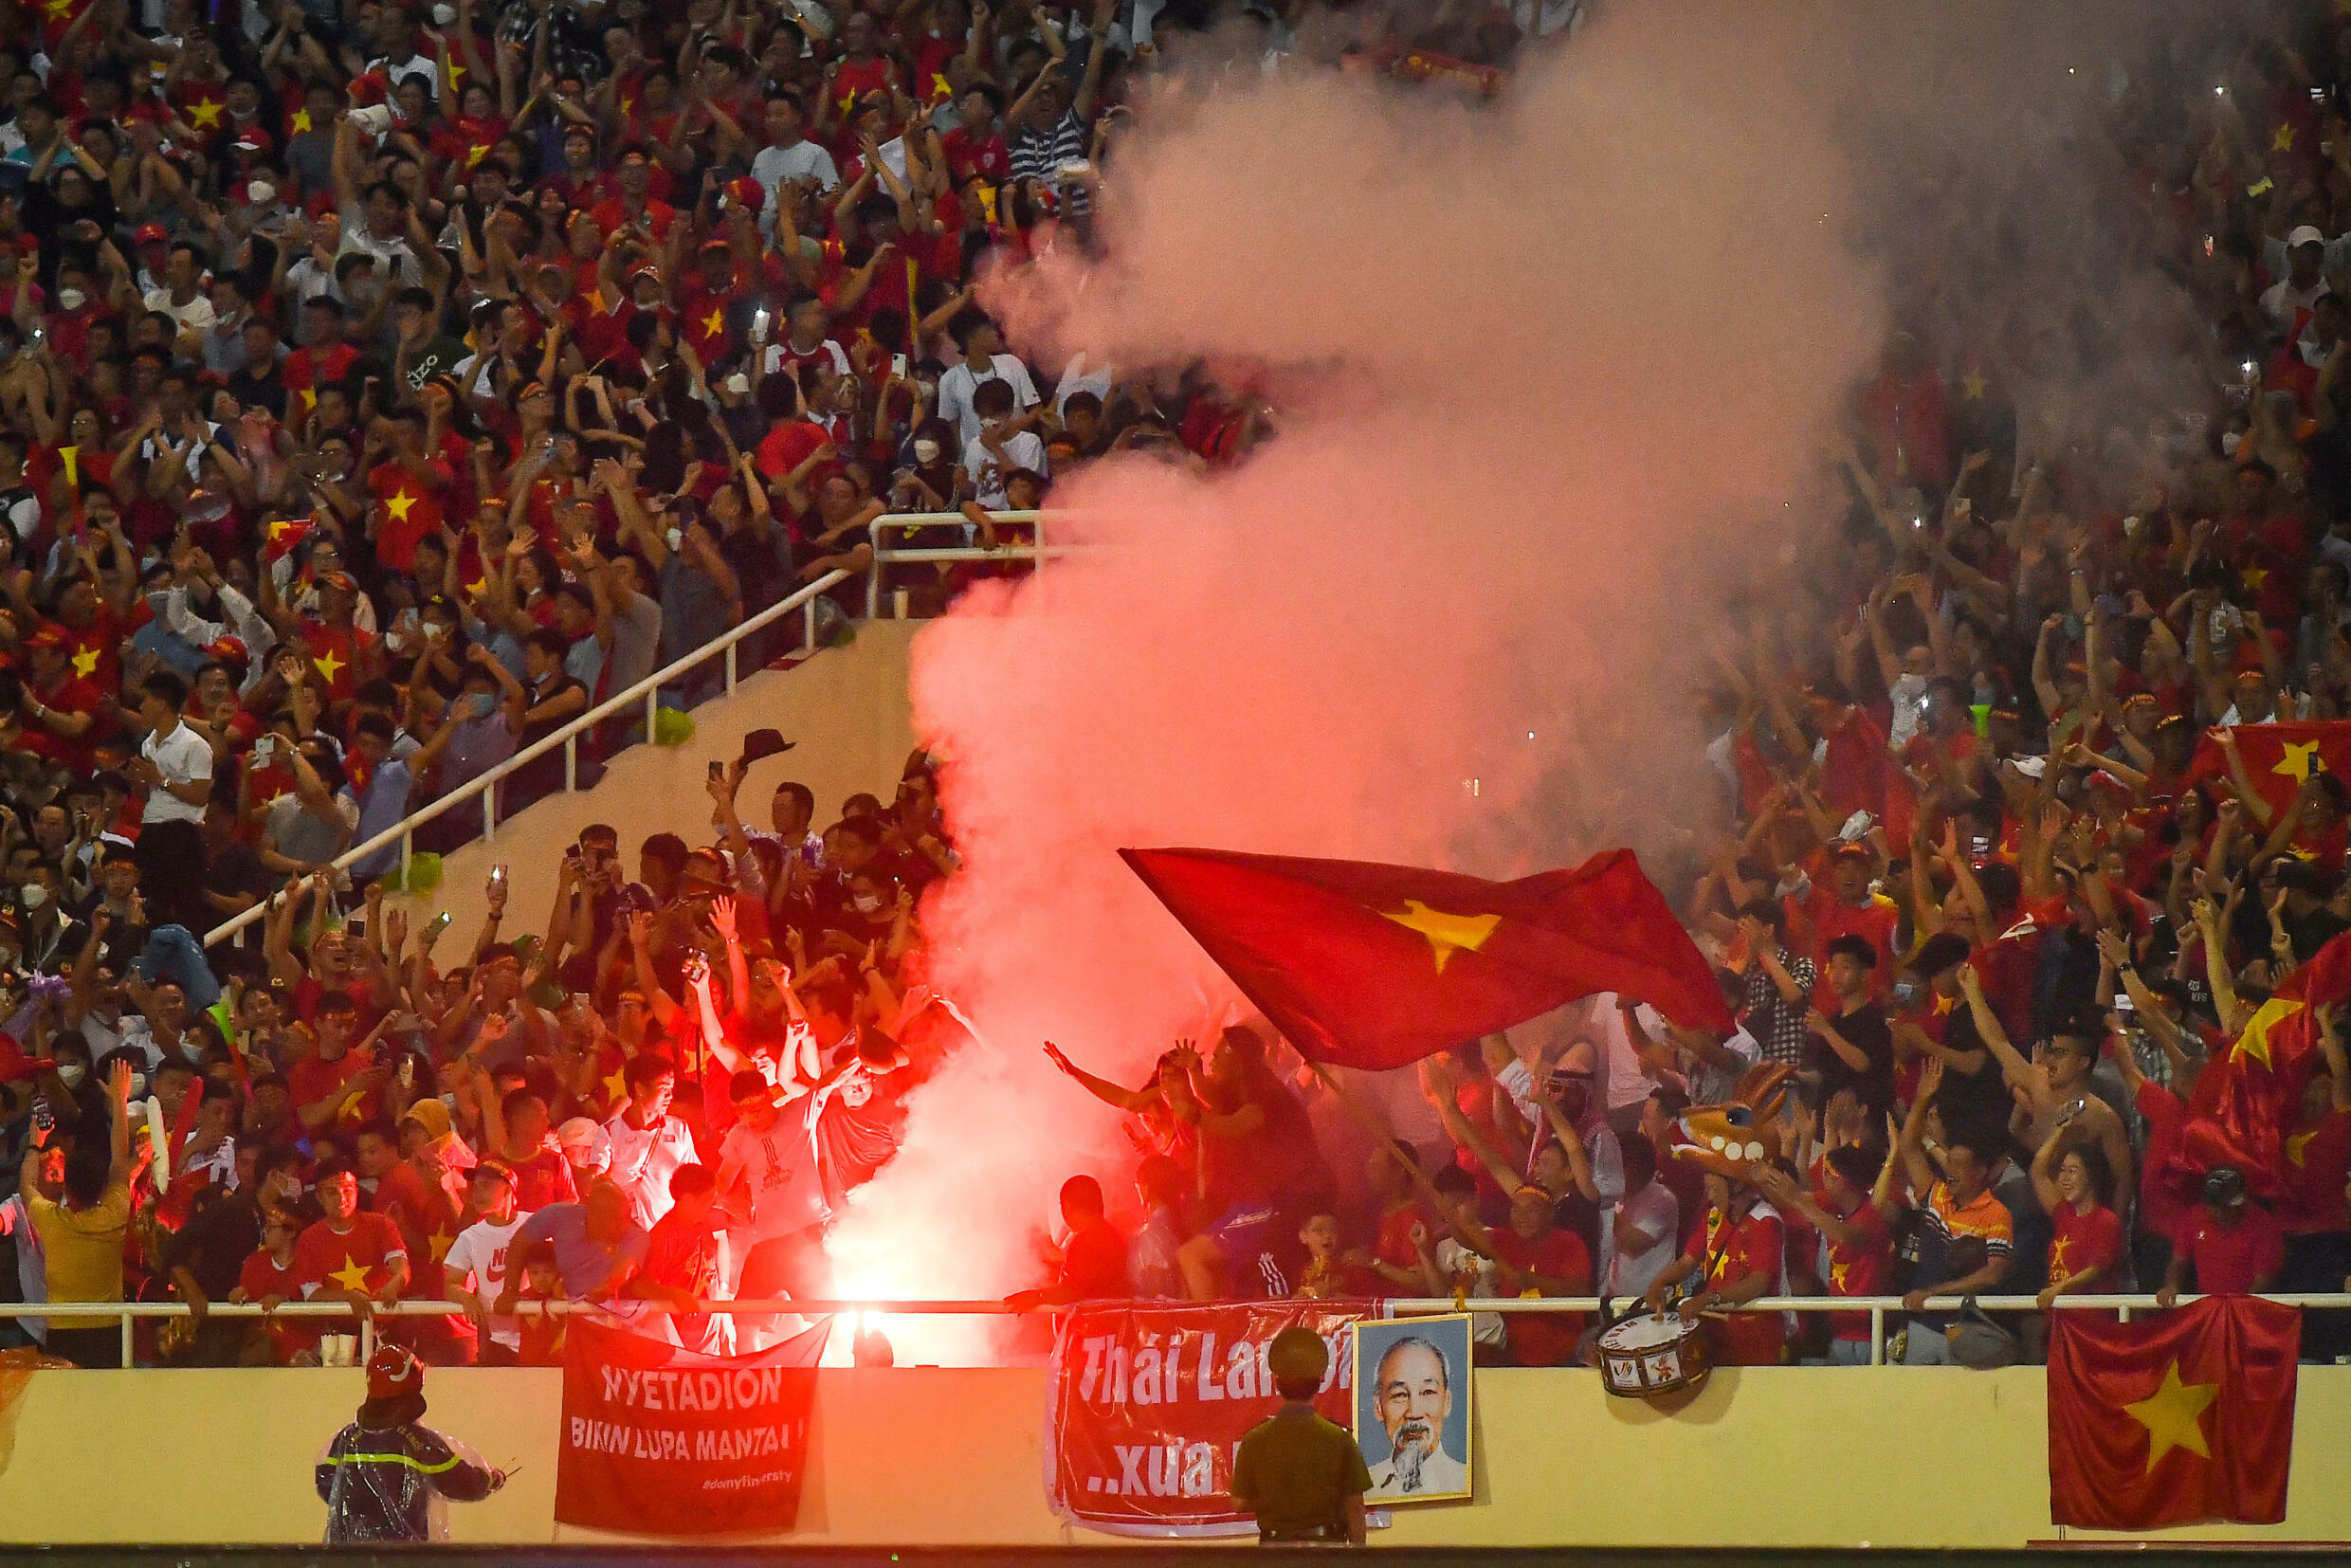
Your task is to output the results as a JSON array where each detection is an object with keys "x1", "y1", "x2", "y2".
[
  {"x1": 2168, "y1": 926, "x2": 2351, "y2": 1200},
  {"x1": 2184, "y1": 720, "x2": 2351, "y2": 820},
  {"x1": 1120, "y1": 848, "x2": 1732, "y2": 1070},
  {"x1": 2048, "y1": 1293, "x2": 2299, "y2": 1530}
]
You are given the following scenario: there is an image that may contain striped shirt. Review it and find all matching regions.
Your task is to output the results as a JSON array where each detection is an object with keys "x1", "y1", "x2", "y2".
[{"x1": 1009, "y1": 109, "x2": 1091, "y2": 213}]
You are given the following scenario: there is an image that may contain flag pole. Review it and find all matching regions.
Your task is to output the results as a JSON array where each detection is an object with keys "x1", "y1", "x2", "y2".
[{"x1": 1304, "y1": 1059, "x2": 1463, "y2": 1216}]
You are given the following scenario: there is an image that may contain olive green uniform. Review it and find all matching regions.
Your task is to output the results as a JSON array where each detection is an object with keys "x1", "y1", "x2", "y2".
[{"x1": 1230, "y1": 1402, "x2": 1372, "y2": 1542}]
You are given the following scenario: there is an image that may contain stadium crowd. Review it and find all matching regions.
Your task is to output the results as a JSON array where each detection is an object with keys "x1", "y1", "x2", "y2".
[{"x1": 6, "y1": 0, "x2": 2351, "y2": 1376}]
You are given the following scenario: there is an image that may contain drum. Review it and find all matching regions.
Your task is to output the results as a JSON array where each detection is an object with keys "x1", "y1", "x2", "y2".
[{"x1": 1595, "y1": 1309, "x2": 1712, "y2": 1399}]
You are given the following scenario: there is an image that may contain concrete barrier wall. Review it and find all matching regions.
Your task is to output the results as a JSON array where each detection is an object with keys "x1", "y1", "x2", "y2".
[{"x1": 5, "y1": 1363, "x2": 2350, "y2": 1546}]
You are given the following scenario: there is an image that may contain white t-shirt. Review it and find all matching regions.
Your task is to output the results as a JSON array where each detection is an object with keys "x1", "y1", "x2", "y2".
[
  {"x1": 444, "y1": 1212, "x2": 531, "y2": 1351},
  {"x1": 751, "y1": 139, "x2": 842, "y2": 230},
  {"x1": 936, "y1": 354, "x2": 1040, "y2": 446},
  {"x1": 961, "y1": 428, "x2": 1046, "y2": 508},
  {"x1": 139, "y1": 721, "x2": 213, "y2": 825},
  {"x1": 142, "y1": 286, "x2": 216, "y2": 335},
  {"x1": 603, "y1": 1111, "x2": 698, "y2": 1229},
  {"x1": 1604, "y1": 1178, "x2": 1680, "y2": 1298},
  {"x1": 717, "y1": 1098, "x2": 826, "y2": 1239}
]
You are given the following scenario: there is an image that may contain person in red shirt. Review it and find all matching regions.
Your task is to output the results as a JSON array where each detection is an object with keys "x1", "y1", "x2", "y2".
[
  {"x1": 364, "y1": 406, "x2": 452, "y2": 574},
  {"x1": 1757, "y1": 1146, "x2": 1894, "y2": 1364},
  {"x1": 234, "y1": 1208, "x2": 311, "y2": 1363},
  {"x1": 1643, "y1": 1169, "x2": 1786, "y2": 1366},
  {"x1": 285, "y1": 994, "x2": 390, "y2": 1136},
  {"x1": 1489, "y1": 1186, "x2": 1591, "y2": 1367},
  {"x1": 1353, "y1": 1140, "x2": 1438, "y2": 1292},
  {"x1": 295, "y1": 1159, "x2": 410, "y2": 1325},
  {"x1": 1791, "y1": 844, "x2": 1902, "y2": 1009},
  {"x1": 2160, "y1": 1167, "x2": 2287, "y2": 1304},
  {"x1": 939, "y1": 82, "x2": 1009, "y2": 184},
  {"x1": 15, "y1": 624, "x2": 108, "y2": 775},
  {"x1": 2028, "y1": 1122, "x2": 2123, "y2": 1353}
]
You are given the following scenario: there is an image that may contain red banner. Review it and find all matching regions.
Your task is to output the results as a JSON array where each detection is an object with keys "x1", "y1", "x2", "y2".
[
  {"x1": 1047, "y1": 1299, "x2": 1373, "y2": 1537},
  {"x1": 554, "y1": 1317, "x2": 827, "y2": 1537}
]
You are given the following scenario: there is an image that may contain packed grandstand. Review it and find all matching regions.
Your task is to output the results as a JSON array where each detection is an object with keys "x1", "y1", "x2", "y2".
[{"x1": 0, "y1": 0, "x2": 2347, "y2": 1392}]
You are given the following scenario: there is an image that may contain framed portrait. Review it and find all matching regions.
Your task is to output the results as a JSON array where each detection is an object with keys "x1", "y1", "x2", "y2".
[{"x1": 1351, "y1": 1314, "x2": 1474, "y2": 1505}]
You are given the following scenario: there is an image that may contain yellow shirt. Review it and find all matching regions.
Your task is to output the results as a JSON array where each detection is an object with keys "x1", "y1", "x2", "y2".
[{"x1": 26, "y1": 1181, "x2": 131, "y2": 1330}]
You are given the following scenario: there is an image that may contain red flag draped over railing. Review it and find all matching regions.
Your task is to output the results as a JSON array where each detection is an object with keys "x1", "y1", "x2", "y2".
[
  {"x1": 2048, "y1": 1295, "x2": 2300, "y2": 1530},
  {"x1": 1121, "y1": 848, "x2": 1731, "y2": 1071}
]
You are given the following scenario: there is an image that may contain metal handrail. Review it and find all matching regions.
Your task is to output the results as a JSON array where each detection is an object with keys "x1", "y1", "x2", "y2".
[
  {"x1": 200, "y1": 567, "x2": 859, "y2": 950},
  {"x1": 13, "y1": 1292, "x2": 2345, "y2": 1370},
  {"x1": 865, "y1": 509, "x2": 1055, "y2": 617}
]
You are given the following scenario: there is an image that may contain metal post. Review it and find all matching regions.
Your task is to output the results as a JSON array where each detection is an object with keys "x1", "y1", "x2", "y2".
[
  {"x1": 725, "y1": 643, "x2": 738, "y2": 695},
  {"x1": 866, "y1": 543, "x2": 882, "y2": 620},
  {"x1": 646, "y1": 687, "x2": 658, "y2": 741},
  {"x1": 2119, "y1": 1305, "x2": 2132, "y2": 1324},
  {"x1": 482, "y1": 779, "x2": 497, "y2": 839},
  {"x1": 120, "y1": 1308, "x2": 134, "y2": 1368},
  {"x1": 359, "y1": 1314, "x2": 374, "y2": 1363},
  {"x1": 399, "y1": 829, "x2": 412, "y2": 885},
  {"x1": 1868, "y1": 1305, "x2": 1884, "y2": 1366},
  {"x1": 803, "y1": 599, "x2": 816, "y2": 654}
]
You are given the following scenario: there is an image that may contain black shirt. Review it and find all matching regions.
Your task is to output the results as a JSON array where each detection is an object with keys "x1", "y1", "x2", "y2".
[{"x1": 1811, "y1": 999, "x2": 1895, "y2": 1113}]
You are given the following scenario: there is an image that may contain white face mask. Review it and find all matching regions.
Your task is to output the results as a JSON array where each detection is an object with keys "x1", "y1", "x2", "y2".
[
  {"x1": 665, "y1": 527, "x2": 683, "y2": 551},
  {"x1": 55, "y1": 286, "x2": 84, "y2": 312},
  {"x1": 246, "y1": 180, "x2": 276, "y2": 207},
  {"x1": 56, "y1": 1061, "x2": 84, "y2": 1086},
  {"x1": 19, "y1": 884, "x2": 46, "y2": 909},
  {"x1": 912, "y1": 437, "x2": 940, "y2": 464}
]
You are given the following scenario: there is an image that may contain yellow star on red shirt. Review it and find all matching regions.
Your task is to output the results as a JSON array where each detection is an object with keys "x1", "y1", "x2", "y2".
[
  {"x1": 70, "y1": 645, "x2": 98, "y2": 679},
  {"x1": 2288, "y1": 1126, "x2": 2322, "y2": 1166},
  {"x1": 42, "y1": 0, "x2": 72, "y2": 19},
  {"x1": 702, "y1": 307, "x2": 725, "y2": 337},
  {"x1": 2275, "y1": 124, "x2": 2297, "y2": 153},
  {"x1": 603, "y1": 1067, "x2": 627, "y2": 1105},
  {"x1": 385, "y1": 490, "x2": 416, "y2": 522},
  {"x1": 290, "y1": 108, "x2": 313, "y2": 135},
  {"x1": 328, "y1": 1254, "x2": 372, "y2": 1292},
  {"x1": 428, "y1": 1228, "x2": 455, "y2": 1263},
  {"x1": 188, "y1": 98, "x2": 224, "y2": 130},
  {"x1": 313, "y1": 647, "x2": 346, "y2": 685}
]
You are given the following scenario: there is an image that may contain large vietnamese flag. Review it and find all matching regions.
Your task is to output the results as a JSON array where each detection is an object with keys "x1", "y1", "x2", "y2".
[
  {"x1": 2164, "y1": 926, "x2": 2351, "y2": 1201},
  {"x1": 2048, "y1": 1295, "x2": 2300, "y2": 1531},
  {"x1": 1120, "y1": 847, "x2": 1732, "y2": 1071},
  {"x1": 2184, "y1": 720, "x2": 2351, "y2": 817}
]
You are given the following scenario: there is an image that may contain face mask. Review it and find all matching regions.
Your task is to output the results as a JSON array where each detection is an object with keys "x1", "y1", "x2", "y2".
[
  {"x1": 850, "y1": 892, "x2": 884, "y2": 916},
  {"x1": 2222, "y1": 429, "x2": 2243, "y2": 457},
  {"x1": 912, "y1": 437, "x2": 940, "y2": 464},
  {"x1": 56, "y1": 1061, "x2": 84, "y2": 1086},
  {"x1": 665, "y1": 527, "x2": 683, "y2": 551},
  {"x1": 466, "y1": 691, "x2": 495, "y2": 719},
  {"x1": 126, "y1": 1072, "x2": 146, "y2": 1099},
  {"x1": 56, "y1": 287, "x2": 84, "y2": 312},
  {"x1": 246, "y1": 180, "x2": 276, "y2": 207},
  {"x1": 422, "y1": 620, "x2": 447, "y2": 642},
  {"x1": 19, "y1": 884, "x2": 45, "y2": 909}
]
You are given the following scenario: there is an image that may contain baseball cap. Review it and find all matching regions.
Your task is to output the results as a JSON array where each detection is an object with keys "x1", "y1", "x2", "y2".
[
  {"x1": 555, "y1": 1117, "x2": 611, "y2": 1171},
  {"x1": 135, "y1": 222, "x2": 168, "y2": 246},
  {"x1": 473, "y1": 1158, "x2": 517, "y2": 1189},
  {"x1": 2289, "y1": 225, "x2": 2325, "y2": 249}
]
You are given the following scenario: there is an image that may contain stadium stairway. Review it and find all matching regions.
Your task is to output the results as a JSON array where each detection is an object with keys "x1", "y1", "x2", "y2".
[{"x1": 359, "y1": 619, "x2": 920, "y2": 951}]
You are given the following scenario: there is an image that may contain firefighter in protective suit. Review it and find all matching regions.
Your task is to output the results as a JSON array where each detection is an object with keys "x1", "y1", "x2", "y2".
[{"x1": 317, "y1": 1343, "x2": 506, "y2": 1542}]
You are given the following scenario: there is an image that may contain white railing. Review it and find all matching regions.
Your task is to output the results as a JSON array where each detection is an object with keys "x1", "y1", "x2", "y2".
[
  {"x1": 864, "y1": 509, "x2": 1076, "y2": 618},
  {"x1": 199, "y1": 511, "x2": 1068, "y2": 952},
  {"x1": 200, "y1": 568, "x2": 863, "y2": 949},
  {"x1": 10, "y1": 1292, "x2": 2345, "y2": 1369}
]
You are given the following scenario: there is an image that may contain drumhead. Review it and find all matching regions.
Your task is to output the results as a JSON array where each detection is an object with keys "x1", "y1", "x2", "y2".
[{"x1": 1597, "y1": 1312, "x2": 1686, "y2": 1352}]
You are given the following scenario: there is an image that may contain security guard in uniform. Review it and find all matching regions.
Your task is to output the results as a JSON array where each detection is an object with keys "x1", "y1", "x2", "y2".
[{"x1": 1230, "y1": 1327, "x2": 1371, "y2": 1544}]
